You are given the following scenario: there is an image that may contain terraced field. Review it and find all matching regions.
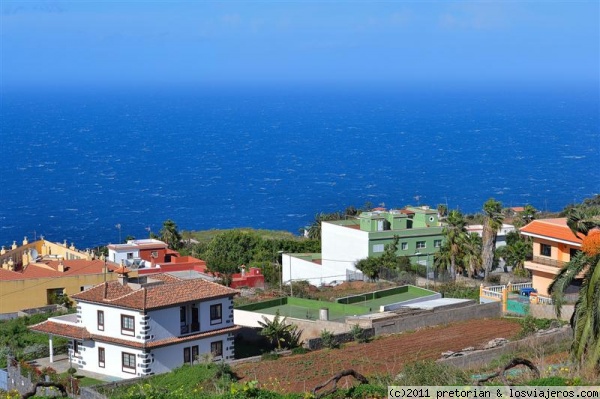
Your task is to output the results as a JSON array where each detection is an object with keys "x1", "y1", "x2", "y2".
[{"x1": 233, "y1": 318, "x2": 522, "y2": 394}]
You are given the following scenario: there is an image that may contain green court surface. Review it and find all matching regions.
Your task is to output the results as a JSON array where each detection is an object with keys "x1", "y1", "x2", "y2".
[
  {"x1": 236, "y1": 297, "x2": 370, "y2": 321},
  {"x1": 336, "y1": 285, "x2": 435, "y2": 311}
]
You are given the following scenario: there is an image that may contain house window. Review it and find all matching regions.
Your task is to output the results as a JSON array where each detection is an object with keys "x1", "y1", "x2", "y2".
[
  {"x1": 126, "y1": 252, "x2": 133, "y2": 259},
  {"x1": 540, "y1": 244, "x2": 552, "y2": 257},
  {"x1": 416, "y1": 241, "x2": 426, "y2": 249},
  {"x1": 192, "y1": 345, "x2": 199, "y2": 363},
  {"x1": 372, "y1": 244, "x2": 384, "y2": 253},
  {"x1": 434, "y1": 240, "x2": 442, "y2": 248},
  {"x1": 121, "y1": 315, "x2": 135, "y2": 336},
  {"x1": 401, "y1": 242, "x2": 408, "y2": 250},
  {"x1": 122, "y1": 352, "x2": 136, "y2": 374},
  {"x1": 183, "y1": 347, "x2": 191, "y2": 365},
  {"x1": 211, "y1": 341, "x2": 223, "y2": 358},
  {"x1": 73, "y1": 340, "x2": 80, "y2": 354},
  {"x1": 97, "y1": 310, "x2": 104, "y2": 331},
  {"x1": 98, "y1": 347, "x2": 105, "y2": 368},
  {"x1": 210, "y1": 304, "x2": 222, "y2": 325},
  {"x1": 180, "y1": 306, "x2": 187, "y2": 324}
]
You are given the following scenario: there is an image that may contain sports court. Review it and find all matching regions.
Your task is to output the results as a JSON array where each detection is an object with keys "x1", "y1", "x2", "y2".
[
  {"x1": 236, "y1": 297, "x2": 370, "y2": 321},
  {"x1": 336, "y1": 285, "x2": 436, "y2": 311}
]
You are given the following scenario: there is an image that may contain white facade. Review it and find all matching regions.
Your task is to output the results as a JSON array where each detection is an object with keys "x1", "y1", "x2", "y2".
[
  {"x1": 33, "y1": 276, "x2": 238, "y2": 380},
  {"x1": 466, "y1": 224, "x2": 516, "y2": 248},
  {"x1": 321, "y1": 222, "x2": 369, "y2": 274},
  {"x1": 282, "y1": 254, "x2": 350, "y2": 286}
]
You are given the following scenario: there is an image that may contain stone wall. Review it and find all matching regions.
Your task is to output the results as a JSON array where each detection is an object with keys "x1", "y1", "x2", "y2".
[
  {"x1": 438, "y1": 326, "x2": 572, "y2": 370},
  {"x1": 369, "y1": 302, "x2": 502, "y2": 336}
]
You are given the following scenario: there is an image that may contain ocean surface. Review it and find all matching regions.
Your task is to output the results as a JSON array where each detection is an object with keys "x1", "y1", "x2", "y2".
[{"x1": 1, "y1": 86, "x2": 598, "y2": 249}]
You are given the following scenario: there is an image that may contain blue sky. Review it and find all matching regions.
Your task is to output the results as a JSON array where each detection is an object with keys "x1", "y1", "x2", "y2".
[{"x1": 1, "y1": 1, "x2": 598, "y2": 89}]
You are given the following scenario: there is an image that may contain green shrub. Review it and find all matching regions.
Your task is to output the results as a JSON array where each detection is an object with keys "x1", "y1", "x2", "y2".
[
  {"x1": 320, "y1": 329, "x2": 338, "y2": 349},
  {"x1": 517, "y1": 316, "x2": 563, "y2": 338},
  {"x1": 291, "y1": 347, "x2": 308, "y2": 355},
  {"x1": 349, "y1": 324, "x2": 369, "y2": 344},
  {"x1": 395, "y1": 360, "x2": 469, "y2": 385},
  {"x1": 261, "y1": 352, "x2": 281, "y2": 361}
]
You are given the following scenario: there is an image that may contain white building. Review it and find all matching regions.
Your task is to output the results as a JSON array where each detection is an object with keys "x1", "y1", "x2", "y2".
[
  {"x1": 466, "y1": 224, "x2": 516, "y2": 248},
  {"x1": 282, "y1": 206, "x2": 444, "y2": 286},
  {"x1": 31, "y1": 268, "x2": 239, "y2": 379}
]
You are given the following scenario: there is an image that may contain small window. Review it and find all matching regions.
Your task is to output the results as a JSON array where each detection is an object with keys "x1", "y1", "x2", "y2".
[
  {"x1": 210, "y1": 304, "x2": 222, "y2": 325},
  {"x1": 180, "y1": 306, "x2": 186, "y2": 324},
  {"x1": 416, "y1": 241, "x2": 426, "y2": 249},
  {"x1": 401, "y1": 242, "x2": 408, "y2": 250},
  {"x1": 183, "y1": 347, "x2": 191, "y2": 364},
  {"x1": 126, "y1": 252, "x2": 133, "y2": 259},
  {"x1": 372, "y1": 244, "x2": 384, "y2": 253},
  {"x1": 211, "y1": 341, "x2": 223, "y2": 358},
  {"x1": 192, "y1": 345, "x2": 199, "y2": 363},
  {"x1": 434, "y1": 240, "x2": 442, "y2": 248},
  {"x1": 540, "y1": 243, "x2": 552, "y2": 257},
  {"x1": 73, "y1": 340, "x2": 80, "y2": 354},
  {"x1": 121, "y1": 315, "x2": 135, "y2": 336},
  {"x1": 98, "y1": 347, "x2": 105, "y2": 368},
  {"x1": 97, "y1": 310, "x2": 104, "y2": 331},
  {"x1": 122, "y1": 352, "x2": 136, "y2": 374}
]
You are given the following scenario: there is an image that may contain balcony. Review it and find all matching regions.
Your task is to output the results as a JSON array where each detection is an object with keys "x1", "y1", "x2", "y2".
[
  {"x1": 180, "y1": 323, "x2": 200, "y2": 335},
  {"x1": 531, "y1": 256, "x2": 566, "y2": 268}
]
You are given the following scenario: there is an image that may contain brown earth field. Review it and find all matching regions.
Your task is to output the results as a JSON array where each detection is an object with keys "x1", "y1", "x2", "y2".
[{"x1": 232, "y1": 318, "x2": 522, "y2": 394}]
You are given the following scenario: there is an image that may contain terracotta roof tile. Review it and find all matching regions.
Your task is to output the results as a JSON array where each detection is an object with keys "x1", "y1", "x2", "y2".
[
  {"x1": 72, "y1": 274, "x2": 238, "y2": 310},
  {"x1": 0, "y1": 259, "x2": 120, "y2": 281},
  {"x1": 29, "y1": 321, "x2": 91, "y2": 340},
  {"x1": 520, "y1": 218, "x2": 584, "y2": 244}
]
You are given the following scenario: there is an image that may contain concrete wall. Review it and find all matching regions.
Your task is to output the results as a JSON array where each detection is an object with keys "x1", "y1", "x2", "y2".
[
  {"x1": 366, "y1": 302, "x2": 502, "y2": 336},
  {"x1": 321, "y1": 222, "x2": 368, "y2": 275},
  {"x1": 282, "y1": 254, "x2": 345, "y2": 286},
  {"x1": 380, "y1": 293, "x2": 442, "y2": 312},
  {"x1": 529, "y1": 303, "x2": 575, "y2": 321},
  {"x1": 439, "y1": 326, "x2": 572, "y2": 370}
]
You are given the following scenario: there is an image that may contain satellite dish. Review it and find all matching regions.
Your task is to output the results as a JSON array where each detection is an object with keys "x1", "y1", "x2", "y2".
[{"x1": 30, "y1": 249, "x2": 39, "y2": 261}]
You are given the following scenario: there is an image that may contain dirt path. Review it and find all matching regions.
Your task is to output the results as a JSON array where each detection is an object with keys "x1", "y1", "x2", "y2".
[{"x1": 232, "y1": 318, "x2": 522, "y2": 394}]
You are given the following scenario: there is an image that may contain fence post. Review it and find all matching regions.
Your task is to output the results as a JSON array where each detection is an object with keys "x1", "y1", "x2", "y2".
[
  {"x1": 502, "y1": 286, "x2": 508, "y2": 313},
  {"x1": 479, "y1": 284, "x2": 483, "y2": 299}
]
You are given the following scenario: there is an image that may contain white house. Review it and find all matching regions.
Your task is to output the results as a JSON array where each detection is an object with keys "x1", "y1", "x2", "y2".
[
  {"x1": 30, "y1": 268, "x2": 239, "y2": 379},
  {"x1": 466, "y1": 224, "x2": 516, "y2": 248}
]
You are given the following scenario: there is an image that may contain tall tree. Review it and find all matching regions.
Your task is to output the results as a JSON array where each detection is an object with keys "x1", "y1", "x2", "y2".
[
  {"x1": 306, "y1": 212, "x2": 343, "y2": 240},
  {"x1": 204, "y1": 230, "x2": 262, "y2": 286},
  {"x1": 462, "y1": 232, "x2": 483, "y2": 278},
  {"x1": 160, "y1": 219, "x2": 182, "y2": 250},
  {"x1": 443, "y1": 210, "x2": 467, "y2": 278},
  {"x1": 481, "y1": 198, "x2": 504, "y2": 281},
  {"x1": 549, "y1": 210, "x2": 600, "y2": 370}
]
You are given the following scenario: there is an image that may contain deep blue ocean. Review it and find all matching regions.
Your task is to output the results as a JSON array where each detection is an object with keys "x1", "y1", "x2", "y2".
[{"x1": 1, "y1": 86, "x2": 598, "y2": 249}]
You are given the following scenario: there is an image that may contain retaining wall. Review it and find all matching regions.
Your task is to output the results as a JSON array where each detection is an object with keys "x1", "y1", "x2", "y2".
[
  {"x1": 529, "y1": 303, "x2": 574, "y2": 322},
  {"x1": 438, "y1": 326, "x2": 573, "y2": 369},
  {"x1": 370, "y1": 302, "x2": 502, "y2": 335}
]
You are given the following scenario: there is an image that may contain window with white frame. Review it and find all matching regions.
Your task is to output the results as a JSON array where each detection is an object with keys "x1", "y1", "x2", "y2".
[
  {"x1": 98, "y1": 347, "x2": 105, "y2": 368},
  {"x1": 434, "y1": 240, "x2": 442, "y2": 248},
  {"x1": 401, "y1": 242, "x2": 408, "y2": 250},
  {"x1": 372, "y1": 244, "x2": 384, "y2": 253},
  {"x1": 416, "y1": 241, "x2": 426, "y2": 249},
  {"x1": 211, "y1": 340, "x2": 223, "y2": 358}
]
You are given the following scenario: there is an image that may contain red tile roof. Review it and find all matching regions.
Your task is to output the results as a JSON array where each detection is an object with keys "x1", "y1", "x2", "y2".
[
  {"x1": 520, "y1": 218, "x2": 584, "y2": 244},
  {"x1": 29, "y1": 320, "x2": 91, "y2": 340},
  {"x1": 72, "y1": 274, "x2": 238, "y2": 310},
  {"x1": 0, "y1": 259, "x2": 120, "y2": 281}
]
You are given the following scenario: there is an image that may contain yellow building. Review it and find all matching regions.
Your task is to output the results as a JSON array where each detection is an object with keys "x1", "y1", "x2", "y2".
[
  {"x1": 0, "y1": 237, "x2": 124, "y2": 314},
  {"x1": 521, "y1": 218, "x2": 583, "y2": 297}
]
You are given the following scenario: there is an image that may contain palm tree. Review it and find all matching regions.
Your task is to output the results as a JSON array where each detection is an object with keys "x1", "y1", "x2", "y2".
[
  {"x1": 549, "y1": 209, "x2": 600, "y2": 369},
  {"x1": 306, "y1": 212, "x2": 342, "y2": 241},
  {"x1": 481, "y1": 198, "x2": 504, "y2": 281},
  {"x1": 442, "y1": 210, "x2": 467, "y2": 278},
  {"x1": 462, "y1": 232, "x2": 482, "y2": 278},
  {"x1": 160, "y1": 219, "x2": 182, "y2": 250}
]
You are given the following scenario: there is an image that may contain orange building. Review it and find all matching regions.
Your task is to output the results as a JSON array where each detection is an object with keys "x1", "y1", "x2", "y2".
[{"x1": 520, "y1": 218, "x2": 583, "y2": 296}]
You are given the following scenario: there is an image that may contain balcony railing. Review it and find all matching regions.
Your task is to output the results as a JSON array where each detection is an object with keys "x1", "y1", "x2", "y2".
[{"x1": 531, "y1": 256, "x2": 566, "y2": 268}]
